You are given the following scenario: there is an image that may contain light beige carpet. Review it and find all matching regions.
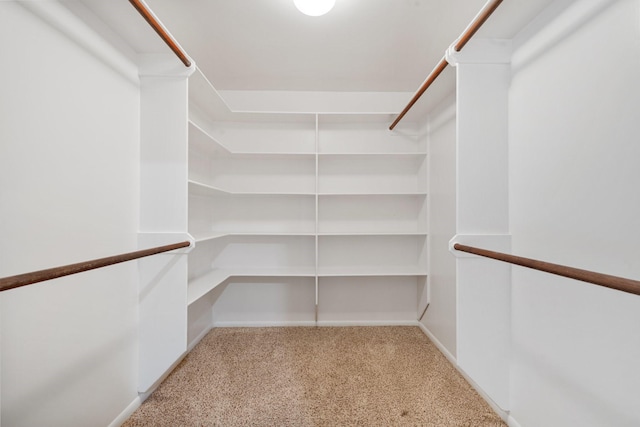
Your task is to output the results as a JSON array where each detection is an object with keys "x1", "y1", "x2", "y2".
[{"x1": 124, "y1": 326, "x2": 505, "y2": 426}]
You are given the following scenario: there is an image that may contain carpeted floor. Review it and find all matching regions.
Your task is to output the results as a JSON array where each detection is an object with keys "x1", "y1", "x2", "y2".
[{"x1": 123, "y1": 326, "x2": 506, "y2": 426}]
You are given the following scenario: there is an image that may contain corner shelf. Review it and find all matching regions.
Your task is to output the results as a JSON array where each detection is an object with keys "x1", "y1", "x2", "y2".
[
  {"x1": 188, "y1": 180, "x2": 231, "y2": 197},
  {"x1": 188, "y1": 266, "x2": 317, "y2": 306}
]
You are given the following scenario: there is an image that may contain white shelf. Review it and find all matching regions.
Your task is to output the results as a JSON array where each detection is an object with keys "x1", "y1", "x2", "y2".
[
  {"x1": 210, "y1": 154, "x2": 315, "y2": 194},
  {"x1": 318, "y1": 193, "x2": 427, "y2": 234},
  {"x1": 318, "y1": 152, "x2": 426, "y2": 157},
  {"x1": 192, "y1": 231, "x2": 227, "y2": 242},
  {"x1": 317, "y1": 276, "x2": 420, "y2": 323},
  {"x1": 197, "y1": 234, "x2": 316, "y2": 271},
  {"x1": 317, "y1": 192, "x2": 427, "y2": 196},
  {"x1": 318, "y1": 192, "x2": 427, "y2": 196},
  {"x1": 201, "y1": 120, "x2": 316, "y2": 154},
  {"x1": 188, "y1": 269, "x2": 231, "y2": 305},
  {"x1": 317, "y1": 266, "x2": 428, "y2": 277},
  {"x1": 318, "y1": 232, "x2": 427, "y2": 236},
  {"x1": 189, "y1": 194, "x2": 315, "y2": 234},
  {"x1": 188, "y1": 180, "x2": 315, "y2": 196},
  {"x1": 188, "y1": 180, "x2": 230, "y2": 196},
  {"x1": 192, "y1": 230, "x2": 425, "y2": 241},
  {"x1": 217, "y1": 151, "x2": 315, "y2": 158},
  {"x1": 318, "y1": 234, "x2": 427, "y2": 276},
  {"x1": 188, "y1": 120, "x2": 231, "y2": 154},
  {"x1": 318, "y1": 154, "x2": 427, "y2": 194},
  {"x1": 317, "y1": 120, "x2": 423, "y2": 153},
  {"x1": 186, "y1": 113, "x2": 429, "y2": 318},
  {"x1": 188, "y1": 267, "x2": 317, "y2": 305},
  {"x1": 192, "y1": 232, "x2": 317, "y2": 241}
]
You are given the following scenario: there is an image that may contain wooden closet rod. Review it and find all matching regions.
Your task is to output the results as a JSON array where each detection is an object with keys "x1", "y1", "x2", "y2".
[
  {"x1": 0, "y1": 241, "x2": 191, "y2": 293},
  {"x1": 453, "y1": 243, "x2": 640, "y2": 297},
  {"x1": 389, "y1": 0, "x2": 503, "y2": 130},
  {"x1": 129, "y1": 0, "x2": 192, "y2": 67}
]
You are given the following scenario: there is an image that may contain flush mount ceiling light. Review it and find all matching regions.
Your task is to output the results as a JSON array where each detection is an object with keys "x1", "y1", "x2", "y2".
[{"x1": 294, "y1": 0, "x2": 336, "y2": 16}]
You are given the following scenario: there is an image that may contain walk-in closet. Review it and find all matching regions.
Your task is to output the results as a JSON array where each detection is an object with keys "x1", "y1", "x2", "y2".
[{"x1": 1, "y1": 1, "x2": 639, "y2": 426}]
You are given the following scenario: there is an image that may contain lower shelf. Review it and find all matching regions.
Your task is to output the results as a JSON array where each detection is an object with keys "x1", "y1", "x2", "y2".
[
  {"x1": 202, "y1": 275, "x2": 425, "y2": 326},
  {"x1": 188, "y1": 267, "x2": 316, "y2": 305},
  {"x1": 317, "y1": 276, "x2": 422, "y2": 323},
  {"x1": 188, "y1": 267, "x2": 428, "y2": 306},
  {"x1": 317, "y1": 266, "x2": 427, "y2": 276}
]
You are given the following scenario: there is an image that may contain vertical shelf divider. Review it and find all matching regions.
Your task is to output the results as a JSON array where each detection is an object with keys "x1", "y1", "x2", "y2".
[{"x1": 315, "y1": 113, "x2": 320, "y2": 324}]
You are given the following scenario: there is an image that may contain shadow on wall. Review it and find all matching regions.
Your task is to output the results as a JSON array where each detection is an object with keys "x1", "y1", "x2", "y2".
[
  {"x1": 4, "y1": 328, "x2": 137, "y2": 425},
  {"x1": 512, "y1": 334, "x2": 638, "y2": 426}
]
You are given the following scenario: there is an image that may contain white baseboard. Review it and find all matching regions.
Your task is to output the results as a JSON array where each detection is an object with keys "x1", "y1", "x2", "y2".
[
  {"x1": 133, "y1": 329, "x2": 213, "y2": 409},
  {"x1": 508, "y1": 414, "x2": 524, "y2": 427},
  {"x1": 416, "y1": 322, "x2": 511, "y2": 423},
  {"x1": 317, "y1": 320, "x2": 418, "y2": 327},
  {"x1": 212, "y1": 320, "x2": 317, "y2": 327},
  {"x1": 138, "y1": 350, "x2": 189, "y2": 399},
  {"x1": 188, "y1": 325, "x2": 214, "y2": 352},
  {"x1": 108, "y1": 396, "x2": 141, "y2": 427},
  {"x1": 416, "y1": 321, "x2": 457, "y2": 364},
  {"x1": 212, "y1": 320, "x2": 420, "y2": 328}
]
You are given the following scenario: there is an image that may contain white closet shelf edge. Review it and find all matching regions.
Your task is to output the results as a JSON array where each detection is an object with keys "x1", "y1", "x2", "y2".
[{"x1": 187, "y1": 267, "x2": 318, "y2": 306}]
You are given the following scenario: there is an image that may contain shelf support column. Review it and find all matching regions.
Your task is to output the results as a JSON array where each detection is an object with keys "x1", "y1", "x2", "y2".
[
  {"x1": 446, "y1": 38, "x2": 512, "y2": 411},
  {"x1": 138, "y1": 54, "x2": 195, "y2": 392}
]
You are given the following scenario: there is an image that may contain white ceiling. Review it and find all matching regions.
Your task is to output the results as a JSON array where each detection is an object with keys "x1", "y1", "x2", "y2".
[
  {"x1": 69, "y1": 0, "x2": 560, "y2": 95},
  {"x1": 144, "y1": 0, "x2": 490, "y2": 92}
]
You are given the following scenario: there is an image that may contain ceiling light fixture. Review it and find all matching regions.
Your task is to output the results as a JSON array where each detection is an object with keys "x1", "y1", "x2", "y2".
[{"x1": 294, "y1": 0, "x2": 336, "y2": 16}]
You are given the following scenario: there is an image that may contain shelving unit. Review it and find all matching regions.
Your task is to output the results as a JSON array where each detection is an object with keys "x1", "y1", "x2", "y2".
[
  {"x1": 317, "y1": 234, "x2": 427, "y2": 276},
  {"x1": 209, "y1": 153, "x2": 315, "y2": 194},
  {"x1": 187, "y1": 234, "x2": 316, "y2": 305},
  {"x1": 318, "y1": 154, "x2": 426, "y2": 195},
  {"x1": 318, "y1": 194, "x2": 427, "y2": 234},
  {"x1": 186, "y1": 108, "x2": 427, "y2": 326},
  {"x1": 187, "y1": 114, "x2": 317, "y2": 315}
]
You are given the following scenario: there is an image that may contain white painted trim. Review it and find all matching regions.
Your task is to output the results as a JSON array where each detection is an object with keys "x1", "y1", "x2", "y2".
[
  {"x1": 108, "y1": 396, "x2": 141, "y2": 427},
  {"x1": 138, "y1": 350, "x2": 188, "y2": 396},
  {"x1": 19, "y1": 1, "x2": 139, "y2": 86},
  {"x1": 187, "y1": 325, "x2": 214, "y2": 352},
  {"x1": 213, "y1": 321, "x2": 318, "y2": 328},
  {"x1": 508, "y1": 414, "x2": 525, "y2": 427},
  {"x1": 416, "y1": 321, "x2": 457, "y2": 365},
  {"x1": 317, "y1": 320, "x2": 419, "y2": 327},
  {"x1": 417, "y1": 322, "x2": 511, "y2": 423},
  {"x1": 137, "y1": 327, "x2": 212, "y2": 402},
  {"x1": 212, "y1": 320, "x2": 419, "y2": 328}
]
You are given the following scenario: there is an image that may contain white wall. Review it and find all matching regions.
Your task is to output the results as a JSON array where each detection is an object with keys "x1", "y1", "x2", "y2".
[
  {"x1": 508, "y1": 0, "x2": 640, "y2": 425},
  {"x1": 0, "y1": 3, "x2": 140, "y2": 426},
  {"x1": 422, "y1": 97, "x2": 457, "y2": 357}
]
